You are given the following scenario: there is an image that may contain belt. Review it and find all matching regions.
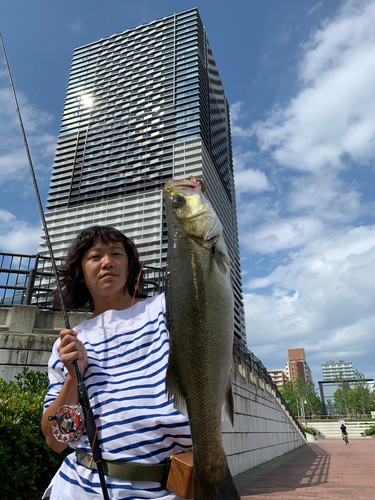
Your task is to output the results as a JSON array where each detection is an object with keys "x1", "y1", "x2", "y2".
[{"x1": 75, "y1": 449, "x2": 170, "y2": 483}]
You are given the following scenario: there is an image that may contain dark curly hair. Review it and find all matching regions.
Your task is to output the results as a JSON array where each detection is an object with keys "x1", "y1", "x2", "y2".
[{"x1": 57, "y1": 226, "x2": 147, "y2": 310}]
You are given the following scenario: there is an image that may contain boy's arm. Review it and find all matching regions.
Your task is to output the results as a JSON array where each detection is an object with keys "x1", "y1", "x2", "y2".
[{"x1": 41, "y1": 329, "x2": 87, "y2": 452}]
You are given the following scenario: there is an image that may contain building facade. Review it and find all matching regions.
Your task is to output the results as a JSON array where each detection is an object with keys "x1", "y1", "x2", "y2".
[
  {"x1": 268, "y1": 369, "x2": 288, "y2": 387},
  {"x1": 321, "y1": 360, "x2": 354, "y2": 381},
  {"x1": 39, "y1": 8, "x2": 246, "y2": 343},
  {"x1": 286, "y1": 348, "x2": 313, "y2": 384}
]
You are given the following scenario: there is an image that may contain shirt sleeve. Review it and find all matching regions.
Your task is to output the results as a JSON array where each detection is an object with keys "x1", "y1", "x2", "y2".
[{"x1": 43, "y1": 337, "x2": 68, "y2": 412}]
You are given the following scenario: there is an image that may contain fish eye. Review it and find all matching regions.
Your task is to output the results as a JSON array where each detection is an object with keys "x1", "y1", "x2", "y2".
[{"x1": 171, "y1": 196, "x2": 186, "y2": 208}]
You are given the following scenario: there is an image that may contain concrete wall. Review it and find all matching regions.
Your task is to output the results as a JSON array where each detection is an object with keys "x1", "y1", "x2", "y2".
[
  {"x1": 225, "y1": 364, "x2": 306, "y2": 476},
  {"x1": 0, "y1": 305, "x2": 306, "y2": 476},
  {"x1": 0, "y1": 305, "x2": 90, "y2": 381}
]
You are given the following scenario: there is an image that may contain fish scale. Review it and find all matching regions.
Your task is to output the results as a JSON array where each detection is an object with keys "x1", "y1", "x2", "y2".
[{"x1": 164, "y1": 178, "x2": 240, "y2": 500}]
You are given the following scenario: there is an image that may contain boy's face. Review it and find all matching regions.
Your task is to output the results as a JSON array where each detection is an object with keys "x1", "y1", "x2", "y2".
[{"x1": 81, "y1": 239, "x2": 129, "y2": 302}]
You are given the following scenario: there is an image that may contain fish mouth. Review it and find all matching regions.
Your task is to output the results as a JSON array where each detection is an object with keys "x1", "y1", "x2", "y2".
[
  {"x1": 163, "y1": 178, "x2": 199, "y2": 193},
  {"x1": 183, "y1": 206, "x2": 210, "y2": 220}
]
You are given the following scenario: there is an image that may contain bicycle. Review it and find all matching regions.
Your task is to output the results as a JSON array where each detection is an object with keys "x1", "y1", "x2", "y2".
[{"x1": 342, "y1": 432, "x2": 349, "y2": 444}]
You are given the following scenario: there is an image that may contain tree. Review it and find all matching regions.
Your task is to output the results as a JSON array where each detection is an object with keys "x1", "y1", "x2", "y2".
[
  {"x1": 325, "y1": 399, "x2": 336, "y2": 416},
  {"x1": 295, "y1": 378, "x2": 323, "y2": 416},
  {"x1": 332, "y1": 374, "x2": 351, "y2": 415},
  {"x1": 279, "y1": 380, "x2": 298, "y2": 415},
  {"x1": 351, "y1": 370, "x2": 375, "y2": 414},
  {"x1": 280, "y1": 378, "x2": 323, "y2": 417},
  {"x1": 332, "y1": 371, "x2": 375, "y2": 416}
]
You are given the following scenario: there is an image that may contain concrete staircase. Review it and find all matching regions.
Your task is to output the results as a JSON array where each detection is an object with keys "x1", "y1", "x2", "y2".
[{"x1": 306, "y1": 420, "x2": 375, "y2": 439}]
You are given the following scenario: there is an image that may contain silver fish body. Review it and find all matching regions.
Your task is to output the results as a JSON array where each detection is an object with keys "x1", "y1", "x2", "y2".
[{"x1": 163, "y1": 178, "x2": 240, "y2": 500}]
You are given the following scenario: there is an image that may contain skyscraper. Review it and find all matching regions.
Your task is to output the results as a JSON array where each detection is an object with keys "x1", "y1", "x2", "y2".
[
  {"x1": 39, "y1": 8, "x2": 246, "y2": 344},
  {"x1": 286, "y1": 348, "x2": 313, "y2": 383}
]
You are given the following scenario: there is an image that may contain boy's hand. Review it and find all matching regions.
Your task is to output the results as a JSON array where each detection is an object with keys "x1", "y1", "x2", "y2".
[{"x1": 58, "y1": 329, "x2": 88, "y2": 379}]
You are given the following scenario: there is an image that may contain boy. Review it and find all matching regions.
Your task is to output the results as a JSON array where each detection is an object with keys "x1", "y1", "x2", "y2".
[{"x1": 41, "y1": 226, "x2": 192, "y2": 499}]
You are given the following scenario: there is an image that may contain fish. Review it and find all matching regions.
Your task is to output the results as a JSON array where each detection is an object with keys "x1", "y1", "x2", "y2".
[{"x1": 163, "y1": 178, "x2": 240, "y2": 500}]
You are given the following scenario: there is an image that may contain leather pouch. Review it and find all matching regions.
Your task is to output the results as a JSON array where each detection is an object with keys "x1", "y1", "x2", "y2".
[{"x1": 166, "y1": 451, "x2": 194, "y2": 499}]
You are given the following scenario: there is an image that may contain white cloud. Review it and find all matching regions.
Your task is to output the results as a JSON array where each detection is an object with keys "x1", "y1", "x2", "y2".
[
  {"x1": 230, "y1": 101, "x2": 253, "y2": 140},
  {"x1": 235, "y1": 168, "x2": 271, "y2": 193},
  {"x1": 233, "y1": 150, "x2": 271, "y2": 194},
  {"x1": 253, "y1": 0, "x2": 375, "y2": 172},
  {"x1": 245, "y1": 224, "x2": 375, "y2": 377},
  {"x1": 0, "y1": 85, "x2": 56, "y2": 191},
  {"x1": 68, "y1": 20, "x2": 83, "y2": 34},
  {"x1": 308, "y1": 2, "x2": 323, "y2": 16},
  {"x1": 288, "y1": 172, "x2": 362, "y2": 223},
  {"x1": 0, "y1": 209, "x2": 41, "y2": 253},
  {"x1": 242, "y1": 216, "x2": 324, "y2": 254},
  {"x1": 0, "y1": 209, "x2": 15, "y2": 223},
  {"x1": 235, "y1": 1, "x2": 375, "y2": 382}
]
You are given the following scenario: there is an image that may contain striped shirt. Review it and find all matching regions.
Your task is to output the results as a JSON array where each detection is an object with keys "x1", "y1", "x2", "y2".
[{"x1": 43, "y1": 293, "x2": 192, "y2": 499}]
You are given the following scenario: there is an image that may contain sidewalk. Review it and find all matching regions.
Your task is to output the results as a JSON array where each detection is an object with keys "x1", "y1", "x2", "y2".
[{"x1": 234, "y1": 439, "x2": 375, "y2": 499}]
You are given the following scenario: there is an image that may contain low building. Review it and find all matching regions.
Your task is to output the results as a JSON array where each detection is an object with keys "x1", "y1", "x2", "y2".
[{"x1": 268, "y1": 369, "x2": 288, "y2": 387}]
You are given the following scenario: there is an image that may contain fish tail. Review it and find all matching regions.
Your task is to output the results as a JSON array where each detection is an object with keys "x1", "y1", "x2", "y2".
[{"x1": 194, "y1": 462, "x2": 241, "y2": 500}]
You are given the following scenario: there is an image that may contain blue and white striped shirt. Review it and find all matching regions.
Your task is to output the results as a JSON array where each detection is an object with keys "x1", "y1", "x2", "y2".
[{"x1": 43, "y1": 293, "x2": 192, "y2": 499}]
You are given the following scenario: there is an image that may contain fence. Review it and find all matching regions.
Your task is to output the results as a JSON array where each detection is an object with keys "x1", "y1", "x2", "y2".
[{"x1": 0, "y1": 252, "x2": 164, "y2": 308}]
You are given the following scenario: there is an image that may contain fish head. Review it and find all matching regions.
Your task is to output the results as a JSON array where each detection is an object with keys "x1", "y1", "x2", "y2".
[{"x1": 163, "y1": 178, "x2": 223, "y2": 244}]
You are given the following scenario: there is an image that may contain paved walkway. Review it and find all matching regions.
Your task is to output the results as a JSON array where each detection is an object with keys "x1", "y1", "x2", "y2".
[{"x1": 234, "y1": 439, "x2": 375, "y2": 499}]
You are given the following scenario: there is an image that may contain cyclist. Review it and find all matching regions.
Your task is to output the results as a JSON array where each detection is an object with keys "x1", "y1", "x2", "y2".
[{"x1": 341, "y1": 423, "x2": 349, "y2": 444}]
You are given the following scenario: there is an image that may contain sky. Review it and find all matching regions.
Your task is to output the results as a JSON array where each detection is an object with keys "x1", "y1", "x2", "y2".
[{"x1": 1, "y1": 0, "x2": 375, "y2": 384}]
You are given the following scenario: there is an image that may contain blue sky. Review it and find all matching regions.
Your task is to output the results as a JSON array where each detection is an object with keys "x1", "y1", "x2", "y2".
[{"x1": 1, "y1": 0, "x2": 375, "y2": 384}]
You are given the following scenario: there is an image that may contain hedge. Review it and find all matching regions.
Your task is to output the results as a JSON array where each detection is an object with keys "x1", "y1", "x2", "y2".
[
  {"x1": 301, "y1": 425, "x2": 317, "y2": 436},
  {"x1": 364, "y1": 425, "x2": 375, "y2": 436},
  {"x1": 0, "y1": 368, "x2": 69, "y2": 500}
]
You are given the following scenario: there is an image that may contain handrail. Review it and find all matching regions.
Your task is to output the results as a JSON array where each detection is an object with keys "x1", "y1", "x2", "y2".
[
  {"x1": 232, "y1": 336, "x2": 306, "y2": 438},
  {"x1": 0, "y1": 252, "x2": 164, "y2": 308}
]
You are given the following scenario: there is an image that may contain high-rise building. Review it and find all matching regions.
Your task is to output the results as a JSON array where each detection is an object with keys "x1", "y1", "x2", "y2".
[
  {"x1": 38, "y1": 8, "x2": 246, "y2": 344},
  {"x1": 286, "y1": 348, "x2": 313, "y2": 384},
  {"x1": 321, "y1": 360, "x2": 354, "y2": 381}
]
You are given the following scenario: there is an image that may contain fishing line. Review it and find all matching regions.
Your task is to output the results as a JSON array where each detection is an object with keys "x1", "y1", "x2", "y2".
[{"x1": 0, "y1": 32, "x2": 110, "y2": 500}]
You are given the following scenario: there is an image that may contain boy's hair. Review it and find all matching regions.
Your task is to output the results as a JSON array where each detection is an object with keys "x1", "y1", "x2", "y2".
[{"x1": 57, "y1": 225, "x2": 147, "y2": 310}]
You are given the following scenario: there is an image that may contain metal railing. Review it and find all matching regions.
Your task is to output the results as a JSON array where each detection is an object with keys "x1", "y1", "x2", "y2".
[
  {"x1": 0, "y1": 252, "x2": 54, "y2": 307},
  {"x1": 304, "y1": 414, "x2": 375, "y2": 421},
  {"x1": 0, "y1": 252, "x2": 164, "y2": 309}
]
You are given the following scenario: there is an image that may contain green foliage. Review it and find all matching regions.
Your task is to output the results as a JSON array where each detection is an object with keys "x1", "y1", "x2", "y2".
[
  {"x1": 332, "y1": 371, "x2": 375, "y2": 415},
  {"x1": 14, "y1": 367, "x2": 49, "y2": 393},
  {"x1": 364, "y1": 425, "x2": 375, "y2": 436},
  {"x1": 301, "y1": 425, "x2": 316, "y2": 436},
  {"x1": 280, "y1": 381, "x2": 298, "y2": 414},
  {"x1": 0, "y1": 368, "x2": 69, "y2": 500},
  {"x1": 280, "y1": 378, "x2": 323, "y2": 417}
]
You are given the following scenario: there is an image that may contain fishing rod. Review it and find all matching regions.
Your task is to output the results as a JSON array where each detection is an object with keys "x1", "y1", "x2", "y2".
[{"x1": 0, "y1": 33, "x2": 110, "y2": 500}]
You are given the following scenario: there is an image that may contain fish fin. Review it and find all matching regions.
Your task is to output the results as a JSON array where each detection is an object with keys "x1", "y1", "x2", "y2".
[
  {"x1": 224, "y1": 381, "x2": 235, "y2": 426},
  {"x1": 213, "y1": 245, "x2": 230, "y2": 274},
  {"x1": 195, "y1": 460, "x2": 240, "y2": 500},
  {"x1": 165, "y1": 363, "x2": 188, "y2": 415}
]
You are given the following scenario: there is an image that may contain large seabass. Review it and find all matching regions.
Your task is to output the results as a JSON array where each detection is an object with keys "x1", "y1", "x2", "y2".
[{"x1": 163, "y1": 178, "x2": 240, "y2": 500}]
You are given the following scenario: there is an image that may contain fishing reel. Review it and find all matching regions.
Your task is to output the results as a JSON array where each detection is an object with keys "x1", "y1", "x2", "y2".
[{"x1": 48, "y1": 404, "x2": 85, "y2": 443}]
